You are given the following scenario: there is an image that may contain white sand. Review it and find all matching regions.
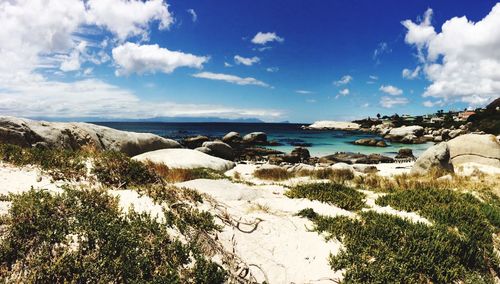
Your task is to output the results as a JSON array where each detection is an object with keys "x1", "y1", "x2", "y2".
[{"x1": 177, "y1": 178, "x2": 352, "y2": 283}]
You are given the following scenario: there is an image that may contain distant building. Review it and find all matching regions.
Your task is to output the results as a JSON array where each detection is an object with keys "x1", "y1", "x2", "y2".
[
  {"x1": 457, "y1": 111, "x2": 475, "y2": 121},
  {"x1": 430, "y1": 117, "x2": 444, "y2": 123}
]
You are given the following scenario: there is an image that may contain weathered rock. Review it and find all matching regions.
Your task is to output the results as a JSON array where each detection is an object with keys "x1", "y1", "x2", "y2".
[
  {"x1": 353, "y1": 164, "x2": 379, "y2": 174},
  {"x1": 194, "y1": 146, "x2": 212, "y2": 155},
  {"x1": 320, "y1": 152, "x2": 393, "y2": 164},
  {"x1": 201, "y1": 141, "x2": 235, "y2": 160},
  {"x1": 434, "y1": 136, "x2": 443, "y2": 142},
  {"x1": 183, "y1": 135, "x2": 209, "y2": 149},
  {"x1": 395, "y1": 148, "x2": 414, "y2": 159},
  {"x1": 410, "y1": 143, "x2": 453, "y2": 175},
  {"x1": 222, "y1": 131, "x2": 241, "y2": 144},
  {"x1": 0, "y1": 116, "x2": 181, "y2": 156},
  {"x1": 447, "y1": 134, "x2": 500, "y2": 168},
  {"x1": 133, "y1": 149, "x2": 235, "y2": 171},
  {"x1": 242, "y1": 132, "x2": 267, "y2": 144},
  {"x1": 386, "y1": 125, "x2": 425, "y2": 143},
  {"x1": 282, "y1": 154, "x2": 301, "y2": 163},
  {"x1": 305, "y1": 121, "x2": 360, "y2": 130},
  {"x1": 354, "y1": 138, "x2": 387, "y2": 147},
  {"x1": 448, "y1": 129, "x2": 463, "y2": 139},
  {"x1": 330, "y1": 162, "x2": 354, "y2": 171},
  {"x1": 291, "y1": 147, "x2": 310, "y2": 161}
]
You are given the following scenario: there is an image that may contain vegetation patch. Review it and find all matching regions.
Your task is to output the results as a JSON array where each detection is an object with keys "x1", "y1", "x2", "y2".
[
  {"x1": 0, "y1": 187, "x2": 226, "y2": 283},
  {"x1": 146, "y1": 161, "x2": 226, "y2": 183},
  {"x1": 253, "y1": 167, "x2": 293, "y2": 181},
  {"x1": 0, "y1": 143, "x2": 87, "y2": 181},
  {"x1": 297, "y1": 168, "x2": 355, "y2": 183},
  {"x1": 286, "y1": 182, "x2": 365, "y2": 211},
  {"x1": 300, "y1": 209, "x2": 499, "y2": 283}
]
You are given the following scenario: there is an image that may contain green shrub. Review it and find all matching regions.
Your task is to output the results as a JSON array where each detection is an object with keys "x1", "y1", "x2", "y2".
[
  {"x1": 0, "y1": 187, "x2": 226, "y2": 283},
  {"x1": 254, "y1": 167, "x2": 293, "y2": 181},
  {"x1": 0, "y1": 144, "x2": 87, "y2": 180},
  {"x1": 286, "y1": 182, "x2": 366, "y2": 211},
  {"x1": 300, "y1": 209, "x2": 497, "y2": 283},
  {"x1": 92, "y1": 151, "x2": 159, "y2": 187}
]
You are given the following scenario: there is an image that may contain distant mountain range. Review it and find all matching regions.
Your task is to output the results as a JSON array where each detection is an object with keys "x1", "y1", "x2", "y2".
[{"x1": 26, "y1": 116, "x2": 291, "y2": 123}]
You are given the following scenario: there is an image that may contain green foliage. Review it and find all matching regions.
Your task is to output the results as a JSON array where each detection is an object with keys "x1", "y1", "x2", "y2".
[
  {"x1": 0, "y1": 187, "x2": 226, "y2": 283},
  {"x1": 300, "y1": 209, "x2": 496, "y2": 283},
  {"x1": 253, "y1": 167, "x2": 293, "y2": 181},
  {"x1": 286, "y1": 182, "x2": 366, "y2": 211},
  {"x1": 0, "y1": 143, "x2": 87, "y2": 180},
  {"x1": 91, "y1": 151, "x2": 159, "y2": 187}
]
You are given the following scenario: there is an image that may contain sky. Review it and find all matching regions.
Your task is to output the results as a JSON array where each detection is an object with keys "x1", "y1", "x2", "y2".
[{"x1": 0, "y1": 0, "x2": 499, "y2": 123}]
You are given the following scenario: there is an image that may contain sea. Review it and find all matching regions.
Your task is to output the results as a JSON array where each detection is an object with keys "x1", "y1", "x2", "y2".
[{"x1": 94, "y1": 122, "x2": 432, "y2": 157}]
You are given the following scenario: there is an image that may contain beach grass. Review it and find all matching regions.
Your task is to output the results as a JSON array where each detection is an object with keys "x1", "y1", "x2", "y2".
[{"x1": 286, "y1": 182, "x2": 365, "y2": 211}]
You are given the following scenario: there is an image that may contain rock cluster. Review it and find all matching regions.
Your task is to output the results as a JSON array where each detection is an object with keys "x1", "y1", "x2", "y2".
[
  {"x1": 353, "y1": 138, "x2": 387, "y2": 147},
  {"x1": 0, "y1": 116, "x2": 181, "y2": 156},
  {"x1": 319, "y1": 152, "x2": 394, "y2": 164},
  {"x1": 411, "y1": 134, "x2": 500, "y2": 175},
  {"x1": 370, "y1": 123, "x2": 473, "y2": 144}
]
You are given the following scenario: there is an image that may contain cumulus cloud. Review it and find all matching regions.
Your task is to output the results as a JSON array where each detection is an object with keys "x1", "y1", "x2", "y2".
[
  {"x1": 234, "y1": 55, "x2": 260, "y2": 66},
  {"x1": 192, "y1": 72, "x2": 270, "y2": 87},
  {"x1": 335, "y1": 88, "x2": 350, "y2": 99},
  {"x1": 402, "y1": 66, "x2": 421, "y2": 79},
  {"x1": 112, "y1": 42, "x2": 208, "y2": 76},
  {"x1": 402, "y1": 5, "x2": 500, "y2": 106},
  {"x1": 251, "y1": 32, "x2": 284, "y2": 45},
  {"x1": 186, "y1": 9, "x2": 197, "y2": 22},
  {"x1": 380, "y1": 96, "x2": 409, "y2": 108},
  {"x1": 334, "y1": 75, "x2": 353, "y2": 86},
  {"x1": 379, "y1": 85, "x2": 403, "y2": 96},
  {"x1": 86, "y1": 0, "x2": 173, "y2": 41}
]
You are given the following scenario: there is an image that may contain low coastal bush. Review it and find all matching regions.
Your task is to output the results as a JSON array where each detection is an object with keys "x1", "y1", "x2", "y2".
[
  {"x1": 0, "y1": 143, "x2": 87, "y2": 180},
  {"x1": 0, "y1": 187, "x2": 226, "y2": 283},
  {"x1": 300, "y1": 209, "x2": 498, "y2": 283},
  {"x1": 352, "y1": 169, "x2": 499, "y2": 193},
  {"x1": 253, "y1": 167, "x2": 293, "y2": 181},
  {"x1": 286, "y1": 182, "x2": 365, "y2": 211},
  {"x1": 91, "y1": 151, "x2": 159, "y2": 187},
  {"x1": 146, "y1": 161, "x2": 226, "y2": 183},
  {"x1": 297, "y1": 168, "x2": 355, "y2": 183}
]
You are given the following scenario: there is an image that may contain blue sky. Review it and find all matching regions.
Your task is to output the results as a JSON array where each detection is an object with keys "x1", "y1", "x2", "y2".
[{"x1": 1, "y1": 0, "x2": 499, "y2": 123}]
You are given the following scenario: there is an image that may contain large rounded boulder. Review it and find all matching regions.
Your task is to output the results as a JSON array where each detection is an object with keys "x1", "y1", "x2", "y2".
[
  {"x1": 200, "y1": 141, "x2": 235, "y2": 160},
  {"x1": 410, "y1": 143, "x2": 453, "y2": 175},
  {"x1": 0, "y1": 116, "x2": 181, "y2": 156},
  {"x1": 446, "y1": 134, "x2": 500, "y2": 168},
  {"x1": 133, "y1": 149, "x2": 235, "y2": 171},
  {"x1": 242, "y1": 132, "x2": 267, "y2": 144}
]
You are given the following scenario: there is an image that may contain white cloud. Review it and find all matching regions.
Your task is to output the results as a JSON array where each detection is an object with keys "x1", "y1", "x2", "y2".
[
  {"x1": 339, "y1": 88, "x2": 350, "y2": 96},
  {"x1": 234, "y1": 55, "x2": 260, "y2": 66},
  {"x1": 251, "y1": 32, "x2": 284, "y2": 45},
  {"x1": 334, "y1": 75, "x2": 353, "y2": 86},
  {"x1": 306, "y1": 99, "x2": 317, "y2": 103},
  {"x1": 361, "y1": 103, "x2": 370, "y2": 108},
  {"x1": 402, "y1": 5, "x2": 500, "y2": 106},
  {"x1": 266, "y1": 67, "x2": 279, "y2": 72},
  {"x1": 192, "y1": 72, "x2": 270, "y2": 87},
  {"x1": 112, "y1": 42, "x2": 208, "y2": 76},
  {"x1": 224, "y1": 62, "x2": 232, "y2": 67},
  {"x1": 296, "y1": 90, "x2": 313, "y2": 95},
  {"x1": 0, "y1": 78, "x2": 282, "y2": 120},
  {"x1": 379, "y1": 85, "x2": 403, "y2": 96},
  {"x1": 402, "y1": 66, "x2": 421, "y2": 79},
  {"x1": 380, "y1": 96, "x2": 409, "y2": 108},
  {"x1": 422, "y1": 100, "x2": 444, "y2": 107},
  {"x1": 186, "y1": 9, "x2": 197, "y2": 22},
  {"x1": 369, "y1": 75, "x2": 378, "y2": 80},
  {"x1": 86, "y1": 0, "x2": 173, "y2": 41}
]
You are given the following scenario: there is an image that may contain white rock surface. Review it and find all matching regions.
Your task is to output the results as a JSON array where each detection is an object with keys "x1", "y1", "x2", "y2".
[
  {"x1": 388, "y1": 125, "x2": 424, "y2": 138},
  {"x1": 133, "y1": 148, "x2": 235, "y2": 171},
  {"x1": 306, "y1": 121, "x2": 360, "y2": 130}
]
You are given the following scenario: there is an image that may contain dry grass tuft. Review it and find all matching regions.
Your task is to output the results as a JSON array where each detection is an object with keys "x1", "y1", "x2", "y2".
[
  {"x1": 145, "y1": 161, "x2": 226, "y2": 183},
  {"x1": 253, "y1": 167, "x2": 293, "y2": 181}
]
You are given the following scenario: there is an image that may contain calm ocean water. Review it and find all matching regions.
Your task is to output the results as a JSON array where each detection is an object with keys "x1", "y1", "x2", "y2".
[{"x1": 94, "y1": 122, "x2": 432, "y2": 157}]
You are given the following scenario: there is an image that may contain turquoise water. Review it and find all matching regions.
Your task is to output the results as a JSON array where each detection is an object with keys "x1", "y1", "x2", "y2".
[{"x1": 94, "y1": 122, "x2": 433, "y2": 157}]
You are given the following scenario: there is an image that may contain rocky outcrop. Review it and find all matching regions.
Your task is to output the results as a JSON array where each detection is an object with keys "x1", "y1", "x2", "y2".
[
  {"x1": 410, "y1": 143, "x2": 453, "y2": 175},
  {"x1": 182, "y1": 135, "x2": 209, "y2": 149},
  {"x1": 200, "y1": 141, "x2": 235, "y2": 160},
  {"x1": 385, "y1": 126, "x2": 425, "y2": 144},
  {"x1": 222, "y1": 132, "x2": 241, "y2": 144},
  {"x1": 446, "y1": 134, "x2": 500, "y2": 168},
  {"x1": 395, "y1": 148, "x2": 415, "y2": 160},
  {"x1": 305, "y1": 121, "x2": 360, "y2": 130},
  {"x1": 320, "y1": 152, "x2": 394, "y2": 164},
  {"x1": 133, "y1": 149, "x2": 235, "y2": 171},
  {"x1": 411, "y1": 134, "x2": 500, "y2": 175},
  {"x1": 353, "y1": 138, "x2": 387, "y2": 147},
  {"x1": 0, "y1": 116, "x2": 181, "y2": 156},
  {"x1": 242, "y1": 132, "x2": 268, "y2": 144},
  {"x1": 291, "y1": 147, "x2": 310, "y2": 161}
]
